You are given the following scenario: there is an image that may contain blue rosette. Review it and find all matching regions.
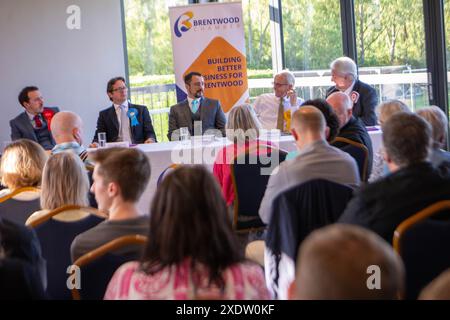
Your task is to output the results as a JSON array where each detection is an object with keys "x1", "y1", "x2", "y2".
[{"x1": 127, "y1": 108, "x2": 139, "y2": 127}]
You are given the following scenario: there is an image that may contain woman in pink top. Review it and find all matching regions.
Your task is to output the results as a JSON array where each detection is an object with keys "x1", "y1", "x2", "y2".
[
  {"x1": 213, "y1": 104, "x2": 270, "y2": 206},
  {"x1": 104, "y1": 165, "x2": 269, "y2": 300}
]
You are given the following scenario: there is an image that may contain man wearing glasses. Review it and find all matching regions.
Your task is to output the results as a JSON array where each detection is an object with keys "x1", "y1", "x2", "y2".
[
  {"x1": 92, "y1": 76, "x2": 157, "y2": 145},
  {"x1": 326, "y1": 57, "x2": 378, "y2": 126},
  {"x1": 253, "y1": 70, "x2": 303, "y2": 132},
  {"x1": 167, "y1": 71, "x2": 226, "y2": 141}
]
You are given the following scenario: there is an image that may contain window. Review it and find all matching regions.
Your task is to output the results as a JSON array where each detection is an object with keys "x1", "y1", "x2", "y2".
[{"x1": 354, "y1": 0, "x2": 428, "y2": 112}]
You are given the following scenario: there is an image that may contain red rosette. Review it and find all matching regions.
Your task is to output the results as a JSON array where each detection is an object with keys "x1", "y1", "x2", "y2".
[{"x1": 42, "y1": 108, "x2": 56, "y2": 131}]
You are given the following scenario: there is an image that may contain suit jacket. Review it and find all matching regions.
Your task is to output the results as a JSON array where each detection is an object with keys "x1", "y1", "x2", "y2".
[
  {"x1": 326, "y1": 79, "x2": 378, "y2": 126},
  {"x1": 10, "y1": 107, "x2": 59, "y2": 147},
  {"x1": 92, "y1": 103, "x2": 157, "y2": 144},
  {"x1": 167, "y1": 97, "x2": 226, "y2": 141}
]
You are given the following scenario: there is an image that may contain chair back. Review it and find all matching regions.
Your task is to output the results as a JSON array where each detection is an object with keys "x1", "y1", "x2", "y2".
[
  {"x1": 72, "y1": 234, "x2": 148, "y2": 300},
  {"x1": 0, "y1": 187, "x2": 41, "y2": 225},
  {"x1": 333, "y1": 137, "x2": 369, "y2": 181},
  {"x1": 29, "y1": 205, "x2": 105, "y2": 299},
  {"x1": 230, "y1": 145, "x2": 287, "y2": 232},
  {"x1": 393, "y1": 200, "x2": 450, "y2": 300},
  {"x1": 265, "y1": 179, "x2": 354, "y2": 299}
]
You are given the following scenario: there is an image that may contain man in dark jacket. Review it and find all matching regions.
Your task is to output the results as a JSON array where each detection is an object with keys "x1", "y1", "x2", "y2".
[{"x1": 339, "y1": 112, "x2": 450, "y2": 244}]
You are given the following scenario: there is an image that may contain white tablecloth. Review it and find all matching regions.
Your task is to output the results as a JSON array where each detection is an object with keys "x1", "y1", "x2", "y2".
[{"x1": 134, "y1": 128, "x2": 382, "y2": 214}]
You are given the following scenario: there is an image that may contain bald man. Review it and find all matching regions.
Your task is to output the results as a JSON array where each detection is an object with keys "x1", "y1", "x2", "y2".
[
  {"x1": 327, "y1": 92, "x2": 373, "y2": 177},
  {"x1": 259, "y1": 106, "x2": 359, "y2": 225},
  {"x1": 289, "y1": 224, "x2": 404, "y2": 300},
  {"x1": 50, "y1": 111, "x2": 89, "y2": 163}
]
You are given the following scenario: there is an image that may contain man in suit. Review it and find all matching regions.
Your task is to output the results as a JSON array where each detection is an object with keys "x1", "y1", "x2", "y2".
[
  {"x1": 167, "y1": 71, "x2": 226, "y2": 141},
  {"x1": 326, "y1": 57, "x2": 378, "y2": 126},
  {"x1": 10, "y1": 86, "x2": 59, "y2": 150},
  {"x1": 92, "y1": 76, "x2": 157, "y2": 145}
]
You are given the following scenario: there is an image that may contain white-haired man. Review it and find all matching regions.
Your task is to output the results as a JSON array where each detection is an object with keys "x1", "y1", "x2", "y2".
[
  {"x1": 253, "y1": 71, "x2": 304, "y2": 132},
  {"x1": 326, "y1": 57, "x2": 378, "y2": 126}
]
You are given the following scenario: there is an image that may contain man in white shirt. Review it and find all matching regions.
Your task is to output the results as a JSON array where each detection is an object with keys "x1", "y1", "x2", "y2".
[{"x1": 253, "y1": 70, "x2": 304, "y2": 132}]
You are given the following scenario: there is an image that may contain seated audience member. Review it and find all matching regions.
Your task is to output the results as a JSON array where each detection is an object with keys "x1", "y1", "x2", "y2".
[
  {"x1": 253, "y1": 70, "x2": 304, "y2": 131},
  {"x1": 104, "y1": 165, "x2": 269, "y2": 300},
  {"x1": 26, "y1": 152, "x2": 91, "y2": 226},
  {"x1": 286, "y1": 99, "x2": 340, "y2": 160},
  {"x1": 0, "y1": 238, "x2": 46, "y2": 300},
  {"x1": 10, "y1": 86, "x2": 59, "y2": 150},
  {"x1": 326, "y1": 57, "x2": 378, "y2": 126},
  {"x1": 0, "y1": 140, "x2": 47, "y2": 224},
  {"x1": 0, "y1": 218, "x2": 47, "y2": 295},
  {"x1": 327, "y1": 91, "x2": 373, "y2": 176},
  {"x1": 50, "y1": 111, "x2": 91, "y2": 164},
  {"x1": 419, "y1": 269, "x2": 450, "y2": 300},
  {"x1": 339, "y1": 113, "x2": 450, "y2": 243},
  {"x1": 92, "y1": 77, "x2": 157, "y2": 145},
  {"x1": 71, "y1": 148, "x2": 150, "y2": 262},
  {"x1": 258, "y1": 106, "x2": 359, "y2": 224},
  {"x1": 168, "y1": 71, "x2": 226, "y2": 141},
  {"x1": 369, "y1": 100, "x2": 411, "y2": 182},
  {"x1": 213, "y1": 104, "x2": 268, "y2": 206},
  {"x1": 416, "y1": 106, "x2": 450, "y2": 169},
  {"x1": 288, "y1": 224, "x2": 404, "y2": 300}
]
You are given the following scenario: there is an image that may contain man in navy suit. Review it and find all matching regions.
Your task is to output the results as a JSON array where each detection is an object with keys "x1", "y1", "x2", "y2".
[
  {"x1": 92, "y1": 76, "x2": 157, "y2": 145},
  {"x1": 326, "y1": 57, "x2": 378, "y2": 126},
  {"x1": 10, "y1": 86, "x2": 59, "y2": 150},
  {"x1": 168, "y1": 72, "x2": 226, "y2": 141}
]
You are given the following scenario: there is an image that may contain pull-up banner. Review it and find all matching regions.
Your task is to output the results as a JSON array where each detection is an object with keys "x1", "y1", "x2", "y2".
[{"x1": 169, "y1": 1, "x2": 248, "y2": 113}]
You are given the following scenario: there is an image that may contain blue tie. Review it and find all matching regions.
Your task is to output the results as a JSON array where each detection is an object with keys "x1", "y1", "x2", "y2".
[{"x1": 192, "y1": 99, "x2": 200, "y2": 114}]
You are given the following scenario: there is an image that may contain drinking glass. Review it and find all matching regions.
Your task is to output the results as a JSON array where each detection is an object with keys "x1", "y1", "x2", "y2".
[{"x1": 98, "y1": 132, "x2": 107, "y2": 148}]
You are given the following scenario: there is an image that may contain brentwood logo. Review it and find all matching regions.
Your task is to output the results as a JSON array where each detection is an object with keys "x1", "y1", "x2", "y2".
[{"x1": 174, "y1": 11, "x2": 194, "y2": 38}]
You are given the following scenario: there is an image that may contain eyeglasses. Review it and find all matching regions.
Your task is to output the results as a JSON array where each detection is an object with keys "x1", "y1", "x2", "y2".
[{"x1": 111, "y1": 86, "x2": 128, "y2": 92}]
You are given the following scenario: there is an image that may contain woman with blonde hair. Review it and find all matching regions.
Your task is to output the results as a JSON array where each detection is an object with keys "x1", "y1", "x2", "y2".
[
  {"x1": 26, "y1": 152, "x2": 90, "y2": 225},
  {"x1": 213, "y1": 104, "x2": 268, "y2": 206},
  {"x1": 368, "y1": 100, "x2": 411, "y2": 182},
  {"x1": 0, "y1": 139, "x2": 48, "y2": 224}
]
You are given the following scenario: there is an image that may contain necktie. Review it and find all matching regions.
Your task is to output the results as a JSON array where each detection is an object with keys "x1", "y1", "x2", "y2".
[
  {"x1": 34, "y1": 115, "x2": 43, "y2": 128},
  {"x1": 119, "y1": 105, "x2": 131, "y2": 143},
  {"x1": 192, "y1": 99, "x2": 200, "y2": 114},
  {"x1": 276, "y1": 98, "x2": 284, "y2": 131}
]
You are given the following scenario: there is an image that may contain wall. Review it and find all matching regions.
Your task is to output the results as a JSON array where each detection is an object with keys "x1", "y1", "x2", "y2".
[{"x1": 0, "y1": 0, "x2": 126, "y2": 144}]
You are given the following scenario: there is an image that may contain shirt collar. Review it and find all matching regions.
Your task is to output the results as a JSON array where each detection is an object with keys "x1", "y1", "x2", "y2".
[
  {"x1": 297, "y1": 139, "x2": 328, "y2": 157},
  {"x1": 52, "y1": 141, "x2": 83, "y2": 153},
  {"x1": 343, "y1": 80, "x2": 356, "y2": 95},
  {"x1": 114, "y1": 100, "x2": 129, "y2": 110},
  {"x1": 26, "y1": 110, "x2": 39, "y2": 121}
]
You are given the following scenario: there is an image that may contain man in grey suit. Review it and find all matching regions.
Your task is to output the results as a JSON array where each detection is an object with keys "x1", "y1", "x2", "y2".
[
  {"x1": 168, "y1": 72, "x2": 226, "y2": 141},
  {"x1": 10, "y1": 86, "x2": 59, "y2": 150}
]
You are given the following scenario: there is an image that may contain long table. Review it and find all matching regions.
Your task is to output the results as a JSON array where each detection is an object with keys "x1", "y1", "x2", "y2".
[{"x1": 134, "y1": 128, "x2": 382, "y2": 214}]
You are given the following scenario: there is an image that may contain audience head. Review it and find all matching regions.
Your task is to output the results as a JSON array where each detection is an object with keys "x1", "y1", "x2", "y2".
[
  {"x1": 106, "y1": 76, "x2": 127, "y2": 104},
  {"x1": 416, "y1": 106, "x2": 448, "y2": 149},
  {"x1": 419, "y1": 268, "x2": 450, "y2": 300},
  {"x1": 184, "y1": 71, "x2": 204, "y2": 99},
  {"x1": 301, "y1": 99, "x2": 340, "y2": 142},
  {"x1": 382, "y1": 112, "x2": 432, "y2": 170},
  {"x1": 90, "y1": 148, "x2": 151, "y2": 212},
  {"x1": 330, "y1": 57, "x2": 358, "y2": 90},
  {"x1": 273, "y1": 70, "x2": 295, "y2": 98},
  {"x1": 1, "y1": 139, "x2": 48, "y2": 191},
  {"x1": 326, "y1": 92, "x2": 353, "y2": 128},
  {"x1": 290, "y1": 224, "x2": 404, "y2": 300},
  {"x1": 376, "y1": 100, "x2": 411, "y2": 127},
  {"x1": 18, "y1": 86, "x2": 44, "y2": 115},
  {"x1": 226, "y1": 104, "x2": 261, "y2": 143},
  {"x1": 50, "y1": 111, "x2": 84, "y2": 145},
  {"x1": 142, "y1": 165, "x2": 243, "y2": 287},
  {"x1": 40, "y1": 152, "x2": 89, "y2": 210},
  {"x1": 291, "y1": 106, "x2": 326, "y2": 149}
]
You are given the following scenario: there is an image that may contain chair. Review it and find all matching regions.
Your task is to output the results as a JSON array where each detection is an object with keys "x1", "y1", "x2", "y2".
[
  {"x1": 157, "y1": 163, "x2": 179, "y2": 187},
  {"x1": 265, "y1": 179, "x2": 354, "y2": 299},
  {"x1": 230, "y1": 146, "x2": 287, "y2": 233},
  {"x1": 28, "y1": 205, "x2": 105, "y2": 300},
  {"x1": 71, "y1": 234, "x2": 148, "y2": 300},
  {"x1": 333, "y1": 137, "x2": 369, "y2": 182},
  {"x1": 393, "y1": 200, "x2": 450, "y2": 300},
  {"x1": 0, "y1": 187, "x2": 41, "y2": 225}
]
